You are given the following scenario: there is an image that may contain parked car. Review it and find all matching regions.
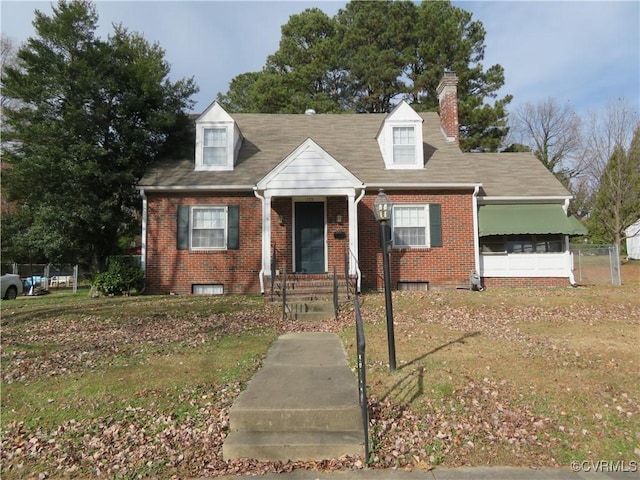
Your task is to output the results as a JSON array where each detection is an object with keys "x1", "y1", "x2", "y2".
[{"x1": 1, "y1": 274, "x2": 23, "y2": 300}]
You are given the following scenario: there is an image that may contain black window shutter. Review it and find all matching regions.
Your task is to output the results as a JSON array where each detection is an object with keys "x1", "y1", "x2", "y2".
[
  {"x1": 227, "y1": 205, "x2": 239, "y2": 250},
  {"x1": 177, "y1": 206, "x2": 190, "y2": 250},
  {"x1": 429, "y1": 204, "x2": 442, "y2": 247}
]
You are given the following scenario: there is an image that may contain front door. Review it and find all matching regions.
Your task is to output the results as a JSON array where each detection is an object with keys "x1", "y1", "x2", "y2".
[{"x1": 295, "y1": 202, "x2": 325, "y2": 273}]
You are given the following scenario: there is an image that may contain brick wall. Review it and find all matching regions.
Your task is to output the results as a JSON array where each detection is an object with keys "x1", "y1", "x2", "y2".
[
  {"x1": 145, "y1": 190, "x2": 567, "y2": 296},
  {"x1": 482, "y1": 277, "x2": 569, "y2": 289},
  {"x1": 145, "y1": 192, "x2": 263, "y2": 295},
  {"x1": 358, "y1": 190, "x2": 476, "y2": 291}
]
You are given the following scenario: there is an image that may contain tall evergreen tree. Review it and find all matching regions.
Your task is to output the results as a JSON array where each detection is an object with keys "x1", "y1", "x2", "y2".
[
  {"x1": 218, "y1": 0, "x2": 511, "y2": 151},
  {"x1": 1, "y1": 1, "x2": 197, "y2": 267}
]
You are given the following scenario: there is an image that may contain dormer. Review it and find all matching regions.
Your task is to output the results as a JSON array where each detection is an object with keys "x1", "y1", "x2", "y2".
[
  {"x1": 377, "y1": 101, "x2": 424, "y2": 170},
  {"x1": 195, "y1": 102, "x2": 242, "y2": 171}
]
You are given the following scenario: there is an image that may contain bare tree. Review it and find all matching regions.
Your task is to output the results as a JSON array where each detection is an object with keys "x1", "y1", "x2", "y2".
[
  {"x1": 509, "y1": 97, "x2": 582, "y2": 181},
  {"x1": 583, "y1": 98, "x2": 640, "y2": 250},
  {"x1": 1, "y1": 34, "x2": 20, "y2": 111}
]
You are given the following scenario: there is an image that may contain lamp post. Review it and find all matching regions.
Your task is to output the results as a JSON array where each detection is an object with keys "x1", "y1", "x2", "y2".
[{"x1": 373, "y1": 188, "x2": 396, "y2": 372}]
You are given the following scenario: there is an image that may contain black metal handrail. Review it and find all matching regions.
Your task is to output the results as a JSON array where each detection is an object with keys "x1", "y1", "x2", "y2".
[
  {"x1": 271, "y1": 244, "x2": 288, "y2": 321},
  {"x1": 270, "y1": 243, "x2": 277, "y2": 302},
  {"x1": 332, "y1": 266, "x2": 339, "y2": 320},
  {"x1": 354, "y1": 294, "x2": 369, "y2": 463},
  {"x1": 344, "y1": 245, "x2": 360, "y2": 299}
]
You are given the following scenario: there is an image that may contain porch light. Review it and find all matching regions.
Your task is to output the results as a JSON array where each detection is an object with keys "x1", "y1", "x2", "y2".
[
  {"x1": 373, "y1": 188, "x2": 392, "y2": 222},
  {"x1": 278, "y1": 214, "x2": 284, "y2": 226},
  {"x1": 373, "y1": 188, "x2": 396, "y2": 372},
  {"x1": 336, "y1": 214, "x2": 343, "y2": 224}
]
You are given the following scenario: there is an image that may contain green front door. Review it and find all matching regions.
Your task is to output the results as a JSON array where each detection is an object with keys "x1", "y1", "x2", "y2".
[{"x1": 295, "y1": 202, "x2": 325, "y2": 273}]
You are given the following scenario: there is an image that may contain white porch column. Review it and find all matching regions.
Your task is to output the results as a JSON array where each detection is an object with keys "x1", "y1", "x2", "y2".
[
  {"x1": 262, "y1": 191, "x2": 273, "y2": 281},
  {"x1": 254, "y1": 189, "x2": 272, "y2": 294},
  {"x1": 348, "y1": 189, "x2": 365, "y2": 293},
  {"x1": 347, "y1": 192, "x2": 357, "y2": 276}
]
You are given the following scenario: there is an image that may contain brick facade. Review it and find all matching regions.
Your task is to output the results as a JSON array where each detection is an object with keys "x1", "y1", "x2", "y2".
[
  {"x1": 144, "y1": 189, "x2": 569, "y2": 295},
  {"x1": 145, "y1": 192, "x2": 263, "y2": 295},
  {"x1": 358, "y1": 190, "x2": 475, "y2": 291}
]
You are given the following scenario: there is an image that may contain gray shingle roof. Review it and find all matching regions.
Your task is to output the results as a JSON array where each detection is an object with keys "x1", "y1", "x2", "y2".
[{"x1": 139, "y1": 112, "x2": 571, "y2": 198}]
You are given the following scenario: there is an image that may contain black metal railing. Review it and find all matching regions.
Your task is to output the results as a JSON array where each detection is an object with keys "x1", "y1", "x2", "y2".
[
  {"x1": 344, "y1": 245, "x2": 361, "y2": 299},
  {"x1": 332, "y1": 266, "x2": 339, "y2": 320},
  {"x1": 270, "y1": 244, "x2": 278, "y2": 302},
  {"x1": 354, "y1": 294, "x2": 369, "y2": 463},
  {"x1": 271, "y1": 244, "x2": 288, "y2": 321},
  {"x1": 281, "y1": 266, "x2": 287, "y2": 321}
]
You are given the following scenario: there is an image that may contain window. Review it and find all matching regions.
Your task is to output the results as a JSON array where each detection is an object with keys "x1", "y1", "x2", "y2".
[
  {"x1": 192, "y1": 284, "x2": 224, "y2": 295},
  {"x1": 392, "y1": 127, "x2": 415, "y2": 165},
  {"x1": 391, "y1": 204, "x2": 442, "y2": 248},
  {"x1": 192, "y1": 207, "x2": 226, "y2": 249},
  {"x1": 203, "y1": 127, "x2": 227, "y2": 166},
  {"x1": 177, "y1": 205, "x2": 240, "y2": 251},
  {"x1": 480, "y1": 235, "x2": 564, "y2": 254},
  {"x1": 393, "y1": 205, "x2": 427, "y2": 247}
]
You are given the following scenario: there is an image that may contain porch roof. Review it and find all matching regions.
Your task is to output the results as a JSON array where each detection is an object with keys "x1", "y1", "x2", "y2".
[
  {"x1": 478, "y1": 204, "x2": 588, "y2": 236},
  {"x1": 140, "y1": 112, "x2": 571, "y2": 198}
]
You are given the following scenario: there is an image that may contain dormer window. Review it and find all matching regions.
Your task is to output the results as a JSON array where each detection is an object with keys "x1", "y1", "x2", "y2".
[
  {"x1": 393, "y1": 126, "x2": 416, "y2": 165},
  {"x1": 203, "y1": 127, "x2": 227, "y2": 166},
  {"x1": 195, "y1": 102, "x2": 242, "y2": 171},
  {"x1": 377, "y1": 101, "x2": 424, "y2": 170}
]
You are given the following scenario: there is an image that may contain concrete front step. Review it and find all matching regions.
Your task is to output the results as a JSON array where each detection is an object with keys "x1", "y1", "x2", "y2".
[
  {"x1": 223, "y1": 332, "x2": 365, "y2": 462},
  {"x1": 286, "y1": 301, "x2": 336, "y2": 321},
  {"x1": 222, "y1": 431, "x2": 364, "y2": 462}
]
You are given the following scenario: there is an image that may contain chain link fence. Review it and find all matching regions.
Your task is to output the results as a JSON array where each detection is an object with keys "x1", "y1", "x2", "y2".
[
  {"x1": 1, "y1": 263, "x2": 96, "y2": 294},
  {"x1": 570, "y1": 244, "x2": 621, "y2": 286}
]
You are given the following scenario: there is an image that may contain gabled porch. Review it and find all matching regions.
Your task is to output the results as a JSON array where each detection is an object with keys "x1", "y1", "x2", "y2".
[{"x1": 253, "y1": 138, "x2": 365, "y2": 297}]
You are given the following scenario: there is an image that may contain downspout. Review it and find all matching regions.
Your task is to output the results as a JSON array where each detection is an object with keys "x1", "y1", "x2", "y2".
[
  {"x1": 140, "y1": 189, "x2": 147, "y2": 274},
  {"x1": 253, "y1": 188, "x2": 266, "y2": 294},
  {"x1": 354, "y1": 187, "x2": 366, "y2": 292},
  {"x1": 564, "y1": 198, "x2": 577, "y2": 286},
  {"x1": 472, "y1": 185, "x2": 480, "y2": 276}
]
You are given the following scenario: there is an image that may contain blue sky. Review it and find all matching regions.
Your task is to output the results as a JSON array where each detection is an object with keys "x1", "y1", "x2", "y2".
[{"x1": 2, "y1": 1, "x2": 639, "y2": 118}]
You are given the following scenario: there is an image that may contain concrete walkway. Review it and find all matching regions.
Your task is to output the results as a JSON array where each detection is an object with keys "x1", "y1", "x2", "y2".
[
  {"x1": 223, "y1": 332, "x2": 364, "y2": 461},
  {"x1": 217, "y1": 332, "x2": 637, "y2": 479}
]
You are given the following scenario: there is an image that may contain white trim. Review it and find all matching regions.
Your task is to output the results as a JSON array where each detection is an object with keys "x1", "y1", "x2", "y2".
[
  {"x1": 190, "y1": 206, "x2": 228, "y2": 251},
  {"x1": 138, "y1": 185, "x2": 255, "y2": 192},
  {"x1": 472, "y1": 185, "x2": 480, "y2": 274},
  {"x1": 253, "y1": 188, "x2": 266, "y2": 294},
  {"x1": 479, "y1": 196, "x2": 572, "y2": 203},
  {"x1": 140, "y1": 189, "x2": 147, "y2": 274},
  {"x1": 391, "y1": 204, "x2": 430, "y2": 248},
  {"x1": 367, "y1": 183, "x2": 481, "y2": 190},
  {"x1": 353, "y1": 188, "x2": 365, "y2": 292},
  {"x1": 256, "y1": 138, "x2": 363, "y2": 193}
]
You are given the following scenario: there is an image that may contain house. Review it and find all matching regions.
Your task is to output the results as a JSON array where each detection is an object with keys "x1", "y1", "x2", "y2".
[
  {"x1": 626, "y1": 219, "x2": 640, "y2": 260},
  {"x1": 138, "y1": 72, "x2": 587, "y2": 296}
]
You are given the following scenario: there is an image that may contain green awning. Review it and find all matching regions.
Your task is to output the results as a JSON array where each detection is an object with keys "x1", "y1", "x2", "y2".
[{"x1": 479, "y1": 204, "x2": 588, "y2": 236}]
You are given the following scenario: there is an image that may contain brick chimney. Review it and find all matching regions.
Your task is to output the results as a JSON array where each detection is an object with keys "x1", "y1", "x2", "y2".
[{"x1": 436, "y1": 71, "x2": 459, "y2": 143}]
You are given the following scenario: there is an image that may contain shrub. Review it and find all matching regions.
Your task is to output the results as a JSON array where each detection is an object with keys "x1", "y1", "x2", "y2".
[{"x1": 92, "y1": 256, "x2": 144, "y2": 296}]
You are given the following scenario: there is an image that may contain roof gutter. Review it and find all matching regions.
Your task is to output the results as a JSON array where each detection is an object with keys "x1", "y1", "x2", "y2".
[
  {"x1": 137, "y1": 185, "x2": 256, "y2": 192},
  {"x1": 479, "y1": 195, "x2": 572, "y2": 203},
  {"x1": 367, "y1": 182, "x2": 482, "y2": 190}
]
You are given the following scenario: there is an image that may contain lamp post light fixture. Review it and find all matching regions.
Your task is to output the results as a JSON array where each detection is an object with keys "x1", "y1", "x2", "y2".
[{"x1": 373, "y1": 188, "x2": 397, "y2": 372}]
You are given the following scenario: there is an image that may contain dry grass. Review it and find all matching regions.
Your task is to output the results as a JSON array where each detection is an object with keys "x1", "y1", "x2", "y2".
[
  {"x1": 1, "y1": 263, "x2": 638, "y2": 477},
  {"x1": 342, "y1": 261, "x2": 640, "y2": 466}
]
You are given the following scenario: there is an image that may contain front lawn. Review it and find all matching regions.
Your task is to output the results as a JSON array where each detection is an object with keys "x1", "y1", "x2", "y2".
[{"x1": 1, "y1": 276, "x2": 638, "y2": 478}]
